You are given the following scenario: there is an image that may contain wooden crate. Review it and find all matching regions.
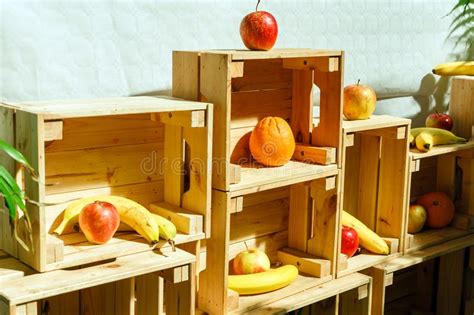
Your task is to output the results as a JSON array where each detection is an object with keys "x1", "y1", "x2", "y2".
[
  {"x1": 0, "y1": 247, "x2": 196, "y2": 315},
  {"x1": 362, "y1": 233, "x2": 474, "y2": 315},
  {"x1": 256, "y1": 273, "x2": 372, "y2": 315},
  {"x1": 337, "y1": 115, "x2": 411, "y2": 277},
  {"x1": 0, "y1": 96, "x2": 212, "y2": 272},
  {"x1": 405, "y1": 141, "x2": 474, "y2": 253},
  {"x1": 172, "y1": 49, "x2": 345, "y2": 314}
]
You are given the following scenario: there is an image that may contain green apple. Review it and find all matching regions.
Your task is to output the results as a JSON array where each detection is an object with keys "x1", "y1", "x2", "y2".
[{"x1": 408, "y1": 204, "x2": 427, "y2": 233}]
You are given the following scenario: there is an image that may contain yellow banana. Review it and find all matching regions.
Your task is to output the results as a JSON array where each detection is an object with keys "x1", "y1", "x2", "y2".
[
  {"x1": 414, "y1": 128, "x2": 466, "y2": 152},
  {"x1": 53, "y1": 195, "x2": 159, "y2": 244},
  {"x1": 432, "y1": 61, "x2": 474, "y2": 76},
  {"x1": 228, "y1": 265, "x2": 298, "y2": 295},
  {"x1": 410, "y1": 128, "x2": 426, "y2": 148},
  {"x1": 118, "y1": 214, "x2": 177, "y2": 241},
  {"x1": 342, "y1": 210, "x2": 389, "y2": 255}
]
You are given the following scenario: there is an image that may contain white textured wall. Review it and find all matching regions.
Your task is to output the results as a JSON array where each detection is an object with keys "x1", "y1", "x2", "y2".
[{"x1": 0, "y1": 0, "x2": 457, "y2": 126}]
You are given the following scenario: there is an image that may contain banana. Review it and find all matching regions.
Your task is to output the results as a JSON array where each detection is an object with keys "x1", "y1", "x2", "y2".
[
  {"x1": 432, "y1": 61, "x2": 474, "y2": 76},
  {"x1": 414, "y1": 128, "x2": 466, "y2": 152},
  {"x1": 228, "y1": 265, "x2": 298, "y2": 295},
  {"x1": 53, "y1": 195, "x2": 159, "y2": 244},
  {"x1": 342, "y1": 210, "x2": 389, "y2": 255},
  {"x1": 152, "y1": 213, "x2": 177, "y2": 242}
]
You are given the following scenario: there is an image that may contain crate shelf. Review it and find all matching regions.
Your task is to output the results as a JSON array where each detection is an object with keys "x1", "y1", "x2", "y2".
[
  {"x1": 405, "y1": 145, "x2": 474, "y2": 253},
  {"x1": 229, "y1": 161, "x2": 338, "y2": 197},
  {"x1": 337, "y1": 115, "x2": 411, "y2": 277},
  {"x1": 410, "y1": 140, "x2": 474, "y2": 160},
  {"x1": 0, "y1": 247, "x2": 196, "y2": 315},
  {"x1": 0, "y1": 96, "x2": 213, "y2": 272}
]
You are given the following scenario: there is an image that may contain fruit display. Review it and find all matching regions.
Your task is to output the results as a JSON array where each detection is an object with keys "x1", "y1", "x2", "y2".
[
  {"x1": 407, "y1": 204, "x2": 427, "y2": 234},
  {"x1": 240, "y1": 0, "x2": 278, "y2": 51},
  {"x1": 228, "y1": 265, "x2": 298, "y2": 295},
  {"x1": 432, "y1": 61, "x2": 474, "y2": 76},
  {"x1": 79, "y1": 201, "x2": 120, "y2": 244},
  {"x1": 341, "y1": 211, "x2": 389, "y2": 255},
  {"x1": 416, "y1": 192, "x2": 455, "y2": 229},
  {"x1": 341, "y1": 226, "x2": 359, "y2": 258},
  {"x1": 410, "y1": 127, "x2": 466, "y2": 152},
  {"x1": 425, "y1": 112, "x2": 453, "y2": 131},
  {"x1": 343, "y1": 80, "x2": 377, "y2": 120},
  {"x1": 232, "y1": 248, "x2": 270, "y2": 275},
  {"x1": 249, "y1": 116, "x2": 295, "y2": 167},
  {"x1": 53, "y1": 195, "x2": 177, "y2": 246}
]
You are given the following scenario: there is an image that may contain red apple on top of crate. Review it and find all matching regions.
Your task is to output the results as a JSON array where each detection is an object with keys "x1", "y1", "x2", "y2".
[
  {"x1": 425, "y1": 112, "x2": 453, "y2": 131},
  {"x1": 240, "y1": 0, "x2": 278, "y2": 51}
]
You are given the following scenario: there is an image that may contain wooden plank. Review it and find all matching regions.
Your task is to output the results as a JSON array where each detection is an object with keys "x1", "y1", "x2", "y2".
[
  {"x1": 376, "y1": 133, "x2": 409, "y2": 239},
  {"x1": 362, "y1": 267, "x2": 387, "y2": 315},
  {"x1": 135, "y1": 273, "x2": 164, "y2": 315},
  {"x1": 344, "y1": 133, "x2": 354, "y2": 147},
  {"x1": 44, "y1": 114, "x2": 164, "y2": 152},
  {"x1": 0, "y1": 257, "x2": 33, "y2": 282},
  {"x1": 360, "y1": 126, "x2": 407, "y2": 140},
  {"x1": 81, "y1": 282, "x2": 116, "y2": 315},
  {"x1": 227, "y1": 289, "x2": 240, "y2": 312},
  {"x1": 198, "y1": 190, "x2": 230, "y2": 314},
  {"x1": 1, "y1": 248, "x2": 194, "y2": 305},
  {"x1": 288, "y1": 183, "x2": 311, "y2": 252},
  {"x1": 342, "y1": 115, "x2": 411, "y2": 134},
  {"x1": 382, "y1": 237, "x2": 399, "y2": 255},
  {"x1": 282, "y1": 57, "x2": 339, "y2": 72},
  {"x1": 182, "y1": 108, "x2": 213, "y2": 236},
  {"x1": 436, "y1": 154, "x2": 456, "y2": 199},
  {"x1": 163, "y1": 123, "x2": 183, "y2": 208},
  {"x1": 240, "y1": 273, "x2": 369, "y2": 315},
  {"x1": 200, "y1": 53, "x2": 231, "y2": 191},
  {"x1": 46, "y1": 235, "x2": 63, "y2": 264},
  {"x1": 342, "y1": 133, "x2": 361, "y2": 218},
  {"x1": 410, "y1": 140, "x2": 474, "y2": 160},
  {"x1": 357, "y1": 134, "x2": 380, "y2": 230},
  {"x1": 290, "y1": 69, "x2": 313, "y2": 144},
  {"x1": 45, "y1": 142, "x2": 163, "y2": 195},
  {"x1": 229, "y1": 164, "x2": 241, "y2": 184},
  {"x1": 16, "y1": 111, "x2": 46, "y2": 272},
  {"x1": 312, "y1": 56, "x2": 343, "y2": 166},
  {"x1": 150, "y1": 202, "x2": 203, "y2": 235},
  {"x1": 307, "y1": 177, "x2": 339, "y2": 272},
  {"x1": 231, "y1": 88, "x2": 292, "y2": 130},
  {"x1": 458, "y1": 155, "x2": 474, "y2": 216},
  {"x1": 436, "y1": 249, "x2": 465, "y2": 315},
  {"x1": 339, "y1": 286, "x2": 370, "y2": 315},
  {"x1": 415, "y1": 260, "x2": 436, "y2": 313},
  {"x1": 293, "y1": 144, "x2": 336, "y2": 165},
  {"x1": 165, "y1": 263, "x2": 195, "y2": 315},
  {"x1": 230, "y1": 161, "x2": 338, "y2": 196},
  {"x1": 43, "y1": 121, "x2": 63, "y2": 141},
  {"x1": 160, "y1": 110, "x2": 205, "y2": 128},
  {"x1": 0, "y1": 107, "x2": 17, "y2": 257},
  {"x1": 232, "y1": 59, "x2": 292, "y2": 93},
  {"x1": 242, "y1": 187, "x2": 289, "y2": 208},
  {"x1": 172, "y1": 51, "x2": 200, "y2": 101},
  {"x1": 230, "y1": 199, "x2": 288, "y2": 244},
  {"x1": 450, "y1": 76, "x2": 474, "y2": 139},
  {"x1": 4, "y1": 97, "x2": 208, "y2": 120},
  {"x1": 114, "y1": 278, "x2": 135, "y2": 315},
  {"x1": 206, "y1": 49, "x2": 342, "y2": 61},
  {"x1": 228, "y1": 230, "x2": 288, "y2": 263},
  {"x1": 277, "y1": 247, "x2": 330, "y2": 277}
]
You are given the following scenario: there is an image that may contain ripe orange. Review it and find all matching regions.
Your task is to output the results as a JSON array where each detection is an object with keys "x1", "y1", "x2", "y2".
[
  {"x1": 416, "y1": 192, "x2": 455, "y2": 229},
  {"x1": 249, "y1": 117, "x2": 295, "y2": 167}
]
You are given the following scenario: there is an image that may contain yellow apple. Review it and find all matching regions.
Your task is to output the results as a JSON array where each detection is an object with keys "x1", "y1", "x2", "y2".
[
  {"x1": 343, "y1": 80, "x2": 377, "y2": 120},
  {"x1": 232, "y1": 248, "x2": 270, "y2": 275},
  {"x1": 408, "y1": 204, "x2": 427, "y2": 234}
]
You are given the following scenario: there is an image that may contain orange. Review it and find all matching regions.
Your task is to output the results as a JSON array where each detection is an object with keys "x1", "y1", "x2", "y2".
[
  {"x1": 249, "y1": 117, "x2": 295, "y2": 167},
  {"x1": 416, "y1": 192, "x2": 455, "y2": 229}
]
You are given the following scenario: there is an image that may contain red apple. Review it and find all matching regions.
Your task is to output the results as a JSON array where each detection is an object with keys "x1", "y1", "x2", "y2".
[
  {"x1": 343, "y1": 80, "x2": 377, "y2": 120},
  {"x1": 408, "y1": 204, "x2": 427, "y2": 234},
  {"x1": 425, "y1": 112, "x2": 453, "y2": 131},
  {"x1": 341, "y1": 226, "x2": 359, "y2": 258},
  {"x1": 79, "y1": 201, "x2": 120, "y2": 245},
  {"x1": 232, "y1": 248, "x2": 270, "y2": 275},
  {"x1": 240, "y1": 0, "x2": 278, "y2": 51}
]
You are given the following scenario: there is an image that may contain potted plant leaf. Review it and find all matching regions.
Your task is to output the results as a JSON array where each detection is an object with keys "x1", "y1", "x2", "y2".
[{"x1": 0, "y1": 139, "x2": 36, "y2": 251}]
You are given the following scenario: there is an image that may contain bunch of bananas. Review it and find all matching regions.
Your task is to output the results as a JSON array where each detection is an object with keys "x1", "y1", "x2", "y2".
[
  {"x1": 53, "y1": 195, "x2": 177, "y2": 247},
  {"x1": 410, "y1": 128, "x2": 466, "y2": 152}
]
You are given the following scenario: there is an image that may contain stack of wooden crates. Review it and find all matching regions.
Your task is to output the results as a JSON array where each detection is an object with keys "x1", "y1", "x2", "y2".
[{"x1": 0, "y1": 49, "x2": 472, "y2": 315}]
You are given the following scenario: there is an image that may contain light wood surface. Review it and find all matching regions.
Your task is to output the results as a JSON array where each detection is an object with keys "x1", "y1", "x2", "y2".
[
  {"x1": 410, "y1": 140, "x2": 474, "y2": 160},
  {"x1": 342, "y1": 115, "x2": 411, "y2": 133},
  {"x1": 205, "y1": 48, "x2": 342, "y2": 61},
  {"x1": 450, "y1": 76, "x2": 474, "y2": 139}
]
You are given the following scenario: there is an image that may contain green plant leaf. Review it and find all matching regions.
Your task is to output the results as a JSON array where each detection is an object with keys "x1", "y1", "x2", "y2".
[
  {"x1": 448, "y1": 15, "x2": 474, "y2": 38},
  {"x1": 0, "y1": 166, "x2": 26, "y2": 211},
  {"x1": 0, "y1": 176, "x2": 19, "y2": 223},
  {"x1": 0, "y1": 139, "x2": 36, "y2": 177},
  {"x1": 446, "y1": 0, "x2": 470, "y2": 17},
  {"x1": 449, "y1": 8, "x2": 474, "y2": 27}
]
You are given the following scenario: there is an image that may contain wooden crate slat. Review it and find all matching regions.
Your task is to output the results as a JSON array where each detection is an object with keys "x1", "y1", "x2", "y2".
[
  {"x1": 450, "y1": 76, "x2": 474, "y2": 140},
  {"x1": 207, "y1": 49, "x2": 343, "y2": 61},
  {"x1": 0, "y1": 248, "x2": 194, "y2": 305},
  {"x1": 290, "y1": 69, "x2": 313, "y2": 144}
]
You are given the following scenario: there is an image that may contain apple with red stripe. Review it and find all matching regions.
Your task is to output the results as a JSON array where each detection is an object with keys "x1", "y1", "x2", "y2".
[{"x1": 240, "y1": 0, "x2": 278, "y2": 51}]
